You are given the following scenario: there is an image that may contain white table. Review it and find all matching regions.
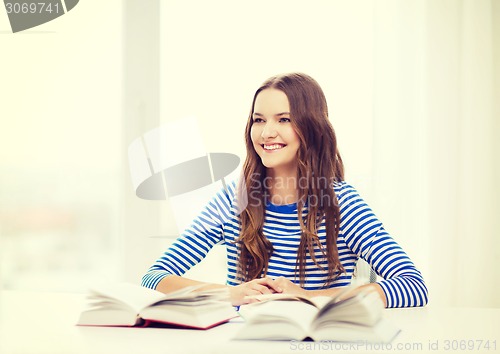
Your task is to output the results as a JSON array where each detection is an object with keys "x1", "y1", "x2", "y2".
[{"x1": 0, "y1": 290, "x2": 498, "y2": 354}]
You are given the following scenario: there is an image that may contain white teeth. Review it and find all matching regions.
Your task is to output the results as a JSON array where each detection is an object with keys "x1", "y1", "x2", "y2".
[{"x1": 263, "y1": 144, "x2": 284, "y2": 150}]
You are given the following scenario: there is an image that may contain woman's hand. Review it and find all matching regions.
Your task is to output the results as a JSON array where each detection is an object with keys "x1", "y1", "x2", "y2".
[
  {"x1": 228, "y1": 277, "x2": 283, "y2": 306},
  {"x1": 273, "y1": 276, "x2": 308, "y2": 298}
]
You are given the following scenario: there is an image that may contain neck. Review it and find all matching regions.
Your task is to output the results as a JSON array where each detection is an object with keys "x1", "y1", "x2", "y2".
[{"x1": 266, "y1": 168, "x2": 298, "y2": 205}]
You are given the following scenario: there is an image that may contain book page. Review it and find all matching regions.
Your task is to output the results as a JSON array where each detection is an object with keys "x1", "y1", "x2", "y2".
[
  {"x1": 313, "y1": 318, "x2": 400, "y2": 343},
  {"x1": 243, "y1": 293, "x2": 318, "y2": 306},
  {"x1": 308, "y1": 296, "x2": 336, "y2": 308},
  {"x1": 80, "y1": 283, "x2": 236, "y2": 328},
  {"x1": 87, "y1": 283, "x2": 169, "y2": 312},
  {"x1": 239, "y1": 300, "x2": 318, "y2": 332},
  {"x1": 314, "y1": 291, "x2": 383, "y2": 327}
]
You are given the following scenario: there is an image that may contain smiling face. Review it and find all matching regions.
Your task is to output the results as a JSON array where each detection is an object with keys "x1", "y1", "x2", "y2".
[{"x1": 250, "y1": 88, "x2": 300, "y2": 177}]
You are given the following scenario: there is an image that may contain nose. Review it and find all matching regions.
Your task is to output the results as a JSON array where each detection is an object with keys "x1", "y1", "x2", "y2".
[{"x1": 261, "y1": 121, "x2": 278, "y2": 139}]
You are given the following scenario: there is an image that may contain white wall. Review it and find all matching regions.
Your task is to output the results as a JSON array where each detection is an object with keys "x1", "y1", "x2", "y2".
[
  {"x1": 159, "y1": 1, "x2": 375, "y2": 182},
  {"x1": 0, "y1": 1, "x2": 123, "y2": 291}
]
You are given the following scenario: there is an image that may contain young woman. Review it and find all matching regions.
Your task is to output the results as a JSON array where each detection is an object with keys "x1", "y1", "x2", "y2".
[{"x1": 142, "y1": 73, "x2": 428, "y2": 308}]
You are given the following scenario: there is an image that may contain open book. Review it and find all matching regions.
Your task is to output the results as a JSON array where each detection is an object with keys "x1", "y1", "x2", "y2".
[
  {"x1": 234, "y1": 289, "x2": 400, "y2": 342},
  {"x1": 77, "y1": 283, "x2": 238, "y2": 329}
]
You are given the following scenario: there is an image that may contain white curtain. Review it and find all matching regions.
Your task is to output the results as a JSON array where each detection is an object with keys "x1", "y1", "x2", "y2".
[{"x1": 372, "y1": 0, "x2": 499, "y2": 307}]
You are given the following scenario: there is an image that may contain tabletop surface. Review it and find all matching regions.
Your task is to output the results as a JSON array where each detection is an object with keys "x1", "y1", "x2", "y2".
[{"x1": 0, "y1": 290, "x2": 499, "y2": 354}]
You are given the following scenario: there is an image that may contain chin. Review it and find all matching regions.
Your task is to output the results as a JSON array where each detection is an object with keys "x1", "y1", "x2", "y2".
[
  {"x1": 260, "y1": 159, "x2": 291, "y2": 170},
  {"x1": 260, "y1": 161, "x2": 274, "y2": 169},
  {"x1": 257, "y1": 161, "x2": 272, "y2": 169}
]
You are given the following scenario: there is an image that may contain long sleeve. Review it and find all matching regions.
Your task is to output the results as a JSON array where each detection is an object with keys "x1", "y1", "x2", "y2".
[
  {"x1": 141, "y1": 183, "x2": 235, "y2": 290},
  {"x1": 336, "y1": 183, "x2": 429, "y2": 307}
]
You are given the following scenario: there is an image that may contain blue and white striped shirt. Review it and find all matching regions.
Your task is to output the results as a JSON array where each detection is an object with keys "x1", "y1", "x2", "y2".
[{"x1": 142, "y1": 181, "x2": 428, "y2": 308}]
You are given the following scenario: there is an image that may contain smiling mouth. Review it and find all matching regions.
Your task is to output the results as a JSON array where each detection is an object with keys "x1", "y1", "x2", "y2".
[{"x1": 262, "y1": 144, "x2": 286, "y2": 151}]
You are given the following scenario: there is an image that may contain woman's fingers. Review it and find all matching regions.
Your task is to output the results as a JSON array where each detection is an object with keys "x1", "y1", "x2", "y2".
[
  {"x1": 253, "y1": 277, "x2": 283, "y2": 293},
  {"x1": 229, "y1": 277, "x2": 286, "y2": 306},
  {"x1": 250, "y1": 283, "x2": 273, "y2": 295}
]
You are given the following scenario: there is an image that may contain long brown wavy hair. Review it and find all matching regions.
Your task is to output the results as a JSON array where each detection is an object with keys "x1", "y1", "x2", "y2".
[{"x1": 236, "y1": 72, "x2": 345, "y2": 286}]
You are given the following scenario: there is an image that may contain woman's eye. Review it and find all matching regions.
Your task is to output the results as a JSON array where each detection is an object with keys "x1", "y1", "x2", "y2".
[
  {"x1": 253, "y1": 118, "x2": 264, "y2": 123},
  {"x1": 279, "y1": 118, "x2": 291, "y2": 123}
]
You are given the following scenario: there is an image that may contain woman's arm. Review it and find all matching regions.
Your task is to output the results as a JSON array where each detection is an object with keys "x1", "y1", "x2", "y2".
[
  {"x1": 141, "y1": 182, "x2": 283, "y2": 306},
  {"x1": 141, "y1": 184, "x2": 233, "y2": 291},
  {"x1": 156, "y1": 275, "x2": 283, "y2": 306},
  {"x1": 336, "y1": 183, "x2": 429, "y2": 307},
  {"x1": 274, "y1": 183, "x2": 428, "y2": 308}
]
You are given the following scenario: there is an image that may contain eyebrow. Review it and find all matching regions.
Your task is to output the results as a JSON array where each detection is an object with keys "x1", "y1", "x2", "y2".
[{"x1": 252, "y1": 112, "x2": 291, "y2": 117}]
